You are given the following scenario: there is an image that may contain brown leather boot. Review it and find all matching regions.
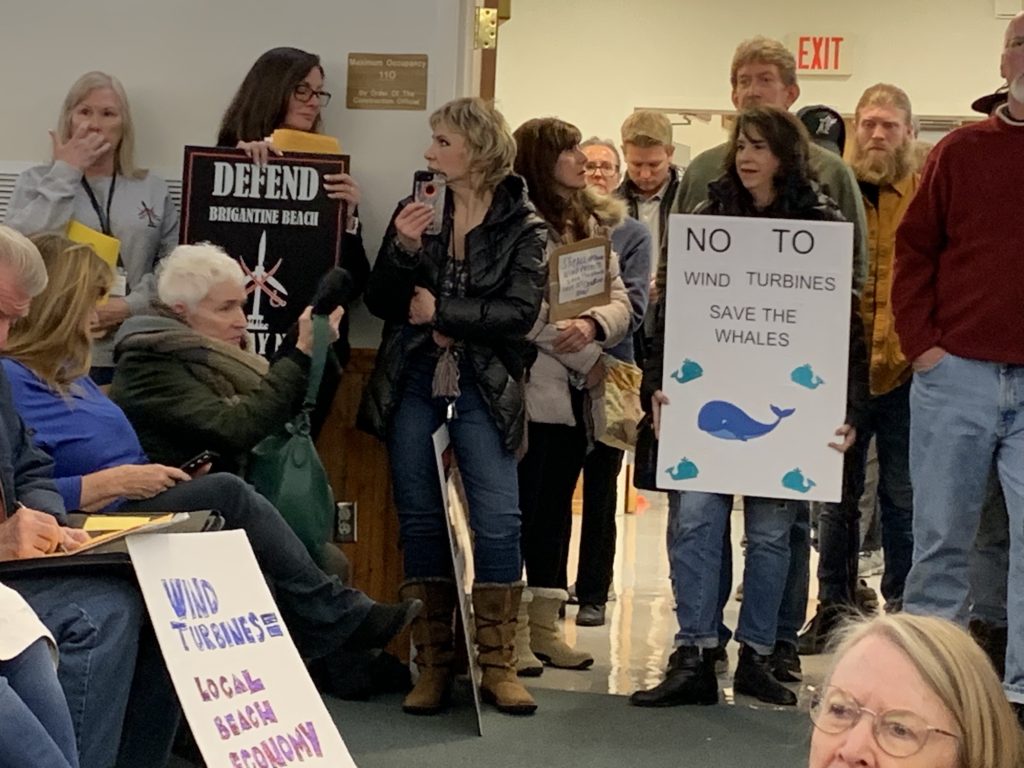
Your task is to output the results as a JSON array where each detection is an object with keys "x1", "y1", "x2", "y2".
[
  {"x1": 472, "y1": 582, "x2": 537, "y2": 715},
  {"x1": 400, "y1": 579, "x2": 456, "y2": 715}
]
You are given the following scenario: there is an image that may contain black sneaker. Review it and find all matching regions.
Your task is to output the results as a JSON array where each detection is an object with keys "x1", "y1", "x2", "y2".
[
  {"x1": 798, "y1": 602, "x2": 853, "y2": 655},
  {"x1": 732, "y1": 644, "x2": 797, "y2": 706},
  {"x1": 575, "y1": 603, "x2": 606, "y2": 627},
  {"x1": 769, "y1": 641, "x2": 802, "y2": 683}
]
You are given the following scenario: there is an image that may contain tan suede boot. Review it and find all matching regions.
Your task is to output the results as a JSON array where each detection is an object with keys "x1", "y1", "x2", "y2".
[
  {"x1": 472, "y1": 582, "x2": 537, "y2": 715},
  {"x1": 514, "y1": 587, "x2": 544, "y2": 677},
  {"x1": 400, "y1": 579, "x2": 456, "y2": 715},
  {"x1": 528, "y1": 587, "x2": 594, "y2": 670}
]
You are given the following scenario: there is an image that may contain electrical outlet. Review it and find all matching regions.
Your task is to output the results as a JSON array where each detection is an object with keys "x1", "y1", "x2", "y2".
[{"x1": 335, "y1": 502, "x2": 357, "y2": 543}]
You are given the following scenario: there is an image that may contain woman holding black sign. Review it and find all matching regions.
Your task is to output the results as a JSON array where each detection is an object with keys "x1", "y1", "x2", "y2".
[
  {"x1": 511, "y1": 118, "x2": 631, "y2": 675},
  {"x1": 5, "y1": 71, "x2": 179, "y2": 384},
  {"x1": 359, "y1": 97, "x2": 547, "y2": 716}
]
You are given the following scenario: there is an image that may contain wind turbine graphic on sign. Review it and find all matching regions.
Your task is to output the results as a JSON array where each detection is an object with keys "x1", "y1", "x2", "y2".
[{"x1": 239, "y1": 230, "x2": 287, "y2": 332}]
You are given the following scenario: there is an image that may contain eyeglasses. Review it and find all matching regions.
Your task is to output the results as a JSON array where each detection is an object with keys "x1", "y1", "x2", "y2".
[
  {"x1": 293, "y1": 84, "x2": 332, "y2": 107},
  {"x1": 584, "y1": 162, "x2": 618, "y2": 177},
  {"x1": 810, "y1": 686, "x2": 961, "y2": 758}
]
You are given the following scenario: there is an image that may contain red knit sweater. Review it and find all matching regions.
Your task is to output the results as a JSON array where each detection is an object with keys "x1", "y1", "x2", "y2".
[{"x1": 893, "y1": 110, "x2": 1024, "y2": 364}]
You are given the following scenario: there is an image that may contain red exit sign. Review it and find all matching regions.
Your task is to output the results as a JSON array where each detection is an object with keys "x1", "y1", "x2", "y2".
[{"x1": 792, "y1": 34, "x2": 853, "y2": 76}]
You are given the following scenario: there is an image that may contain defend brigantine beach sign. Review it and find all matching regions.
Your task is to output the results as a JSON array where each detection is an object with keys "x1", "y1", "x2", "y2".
[
  {"x1": 127, "y1": 531, "x2": 357, "y2": 768},
  {"x1": 658, "y1": 214, "x2": 853, "y2": 502},
  {"x1": 180, "y1": 146, "x2": 348, "y2": 358}
]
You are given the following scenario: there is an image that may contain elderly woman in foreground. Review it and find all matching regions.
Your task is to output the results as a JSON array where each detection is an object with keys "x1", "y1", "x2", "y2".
[{"x1": 809, "y1": 613, "x2": 1023, "y2": 768}]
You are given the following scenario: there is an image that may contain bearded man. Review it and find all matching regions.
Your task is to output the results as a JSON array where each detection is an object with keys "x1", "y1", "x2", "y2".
[{"x1": 799, "y1": 84, "x2": 919, "y2": 653}]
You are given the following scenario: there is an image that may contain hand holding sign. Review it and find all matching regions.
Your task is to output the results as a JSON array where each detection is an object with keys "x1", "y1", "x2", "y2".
[{"x1": 236, "y1": 139, "x2": 283, "y2": 167}]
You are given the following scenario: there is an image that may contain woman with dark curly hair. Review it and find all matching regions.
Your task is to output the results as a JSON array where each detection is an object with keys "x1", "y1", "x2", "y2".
[{"x1": 632, "y1": 106, "x2": 867, "y2": 709}]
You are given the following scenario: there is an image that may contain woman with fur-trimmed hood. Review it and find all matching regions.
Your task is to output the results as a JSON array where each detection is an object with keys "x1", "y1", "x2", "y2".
[{"x1": 512, "y1": 117, "x2": 631, "y2": 674}]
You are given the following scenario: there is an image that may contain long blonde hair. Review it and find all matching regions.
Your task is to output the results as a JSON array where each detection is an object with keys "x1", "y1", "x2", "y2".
[
  {"x1": 5, "y1": 234, "x2": 112, "y2": 392},
  {"x1": 827, "y1": 614, "x2": 1024, "y2": 768},
  {"x1": 57, "y1": 71, "x2": 145, "y2": 179}
]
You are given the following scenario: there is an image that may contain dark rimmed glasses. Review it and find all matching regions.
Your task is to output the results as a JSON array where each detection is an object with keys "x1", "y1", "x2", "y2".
[
  {"x1": 584, "y1": 161, "x2": 618, "y2": 177},
  {"x1": 293, "y1": 84, "x2": 332, "y2": 107},
  {"x1": 809, "y1": 686, "x2": 960, "y2": 758}
]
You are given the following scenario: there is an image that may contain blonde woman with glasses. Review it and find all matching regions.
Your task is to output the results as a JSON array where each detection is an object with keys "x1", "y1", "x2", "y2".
[{"x1": 809, "y1": 613, "x2": 1023, "y2": 768}]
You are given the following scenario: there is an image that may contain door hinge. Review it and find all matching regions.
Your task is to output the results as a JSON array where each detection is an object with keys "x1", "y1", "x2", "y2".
[{"x1": 475, "y1": 7, "x2": 498, "y2": 50}]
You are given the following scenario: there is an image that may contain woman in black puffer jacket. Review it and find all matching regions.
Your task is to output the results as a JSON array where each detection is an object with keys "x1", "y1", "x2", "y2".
[{"x1": 357, "y1": 97, "x2": 546, "y2": 717}]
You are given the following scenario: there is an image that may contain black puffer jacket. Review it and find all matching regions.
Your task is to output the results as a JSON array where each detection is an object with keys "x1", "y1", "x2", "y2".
[
  {"x1": 357, "y1": 174, "x2": 547, "y2": 453},
  {"x1": 642, "y1": 173, "x2": 869, "y2": 431}
]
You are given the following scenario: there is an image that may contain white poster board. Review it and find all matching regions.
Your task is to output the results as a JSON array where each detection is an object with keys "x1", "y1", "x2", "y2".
[
  {"x1": 658, "y1": 214, "x2": 853, "y2": 502},
  {"x1": 127, "y1": 532, "x2": 357, "y2": 768},
  {"x1": 432, "y1": 425, "x2": 484, "y2": 735}
]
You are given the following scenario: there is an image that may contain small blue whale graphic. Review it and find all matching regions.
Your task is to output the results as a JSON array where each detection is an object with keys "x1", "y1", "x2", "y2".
[
  {"x1": 697, "y1": 401, "x2": 795, "y2": 441},
  {"x1": 670, "y1": 359, "x2": 704, "y2": 385},
  {"x1": 667, "y1": 458, "x2": 699, "y2": 481},
  {"x1": 782, "y1": 468, "x2": 817, "y2": 494},
  {"x1": 791, "y1": 364, "x2": 825, "y2": 390}
]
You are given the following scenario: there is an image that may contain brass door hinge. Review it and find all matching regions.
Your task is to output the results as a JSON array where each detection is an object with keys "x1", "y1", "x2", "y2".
[{"x1": 475, "y1": 7, "x2": 498, "y2": 50}]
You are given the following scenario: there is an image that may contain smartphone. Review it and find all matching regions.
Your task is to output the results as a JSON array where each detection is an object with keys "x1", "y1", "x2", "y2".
[
  {"x1": 179, "y1": 450, "x2": 219, "y2": 475},
  {"x1": 413, "y1": 170, "x2": 446, "y2": 235}
]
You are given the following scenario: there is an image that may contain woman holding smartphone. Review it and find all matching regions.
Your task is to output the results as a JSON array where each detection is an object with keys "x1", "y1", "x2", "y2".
[{"x1": 359, "y1": 97, "x2": 547, "y2": 716}]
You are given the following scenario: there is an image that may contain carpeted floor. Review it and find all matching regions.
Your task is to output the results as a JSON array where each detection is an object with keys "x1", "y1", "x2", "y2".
[{"x1": 172, "y1": 683, "x2": 811, "y2": 767}]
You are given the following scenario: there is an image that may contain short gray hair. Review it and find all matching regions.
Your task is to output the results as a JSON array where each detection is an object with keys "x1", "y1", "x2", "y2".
[
  {"x1": 0, "y1": 225, "x2": 47, "y2": 297},
  {"x1": 580, "y1": 136, "x2": 621, "y2": 167},
  {"x1": 157, "y1": 243, "x2": 244, "y2": 310}
]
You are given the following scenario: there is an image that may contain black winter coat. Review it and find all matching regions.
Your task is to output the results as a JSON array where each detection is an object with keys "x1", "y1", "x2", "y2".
[
  {"x1": 641, "y1": 173, "x2": 869, "y2": 432},
  {"x1": 357, "y1": 174, "x2": 547, "y2": 453}
]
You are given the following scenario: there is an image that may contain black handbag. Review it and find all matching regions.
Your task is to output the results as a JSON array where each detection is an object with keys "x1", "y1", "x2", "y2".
[{"x1": 632, "y1": 413, "x2": 665, "y2": 492}]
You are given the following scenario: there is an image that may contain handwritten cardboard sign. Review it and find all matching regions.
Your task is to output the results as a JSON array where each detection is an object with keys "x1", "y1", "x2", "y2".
[
  {"x1": 127, "y1": 532, "x2": 356, "y2": 768},
  {"x1": 658, "y1": 214, "x2": 853, "y2": 502},
  {"x1": 548, "y1": 237, "x2": 611, "y2": 322}
]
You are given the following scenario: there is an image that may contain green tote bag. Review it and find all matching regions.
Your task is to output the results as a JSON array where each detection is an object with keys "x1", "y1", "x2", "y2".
[{"x1": 247, "y1": 315, "x2": 334, "y2": 564}]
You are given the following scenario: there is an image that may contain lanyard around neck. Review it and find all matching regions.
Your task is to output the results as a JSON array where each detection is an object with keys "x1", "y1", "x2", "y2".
[{"x1": 80, "y1": 175, "x2": 117, "y2": 236}]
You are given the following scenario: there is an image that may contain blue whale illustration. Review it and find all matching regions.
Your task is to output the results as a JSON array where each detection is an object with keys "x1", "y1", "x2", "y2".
[
  {"x1": 667, "y1": 457, "x2": 699, "y2": 481},
  {"x1": 791, "y1": 364, "x2": 825, "y2": 390},
  {"x1": 670, "y1": 359, "x2": 704, "y2": 385},
  {"x1": 782, "y1": 468, "x2": 816, "y2": 494},
  {"x1": 697, "y1": 400, "x2": 795, "y2": 441}
]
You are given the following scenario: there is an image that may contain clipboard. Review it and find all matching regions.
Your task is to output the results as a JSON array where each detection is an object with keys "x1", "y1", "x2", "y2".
[{"x1": 547, "y1": 236, "x2": 611, "y2": 322}]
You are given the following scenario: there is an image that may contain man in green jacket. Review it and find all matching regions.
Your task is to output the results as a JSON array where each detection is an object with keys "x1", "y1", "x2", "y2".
[{"x1": 659, "y1": 35, "x2": 869, "y2": 684}]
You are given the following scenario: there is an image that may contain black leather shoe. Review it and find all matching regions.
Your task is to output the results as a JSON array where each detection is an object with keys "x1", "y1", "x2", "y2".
[
  {"x1": 629, "y1": 646, "x2": 719, "y2": 707},
  {"x1": 703, "y1": 643, "x2": 729, "y2": 675},
  {"x1": 343, "y1": 598, "x2": 422, "y2": 652},
  {"x1": 798, "y1": 602, "x2": 853, "y2": 655},
  {"x1": 576, "y1": 603, "x2": 606, "y2": 627},
  {"x1": 733, "y1": 644, "x2": 797, "y2": 706},
  {"x1": 770, "y1": 641, "x2": 802, "y2": 683}
]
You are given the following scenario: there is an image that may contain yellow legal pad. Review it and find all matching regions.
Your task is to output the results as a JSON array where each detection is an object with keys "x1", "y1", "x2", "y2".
[
  {"x1": 269, "y1": 128, "x2": 341, "y2": 155},
  {"x1": 82, "y1": 515, "x2": 161, "y2": 532}
]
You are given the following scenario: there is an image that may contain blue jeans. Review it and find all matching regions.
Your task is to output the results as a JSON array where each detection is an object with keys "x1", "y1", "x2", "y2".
[
  {"x1": 776, "y1": 505, "x2": 811, "y2": 647},
  {"x1": 0, "y1": 639, "x2": 79, "y2": 768},
  {"x1": 8, "y1": 576, "x2": 144, "y2": 768},
  {"x1": 388, "y1": 356, "x2": 522, "y2": 583},
  {"x1": 902, "y1": 354, "x2": 1024, "y2": 701},
  {"x1": 970, "y1": 471, "x2": 1009, "y2": 626},
  {"x1": 667, "y1": 490, "x2": 799, "y2": 654}
]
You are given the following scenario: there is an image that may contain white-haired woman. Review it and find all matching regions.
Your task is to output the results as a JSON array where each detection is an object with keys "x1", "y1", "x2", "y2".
[
  {"x1": 109, "y1": 242, "x2": 342, "y2": 477},
  {"x1": 5, "y1": 71, "x2": 179, "y2": 384},
  {"x1": 809, "y1": 613, "x2": 1023, "y2": 768}
]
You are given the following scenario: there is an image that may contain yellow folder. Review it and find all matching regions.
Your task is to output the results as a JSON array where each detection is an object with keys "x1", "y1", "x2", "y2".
[
  {"x1": 66, "y1": 220, "x2": 120, "y2": 271},
  {"x1": 269, "y1": 128, "x2": 341, "y2": 155}
]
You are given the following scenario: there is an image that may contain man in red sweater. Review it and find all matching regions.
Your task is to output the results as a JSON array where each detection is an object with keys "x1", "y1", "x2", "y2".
[{"x1": 893, "y1": 12, "x2": 1024, "y2": 718}]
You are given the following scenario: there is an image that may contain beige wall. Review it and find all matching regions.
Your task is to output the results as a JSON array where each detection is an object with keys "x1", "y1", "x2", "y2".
[
  {"x1": 0, "y1": 0, "x2": 474, "y2": 347},
  {"x1": 494, "y1": 0, "x2": 1014, "y2": 156}
]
